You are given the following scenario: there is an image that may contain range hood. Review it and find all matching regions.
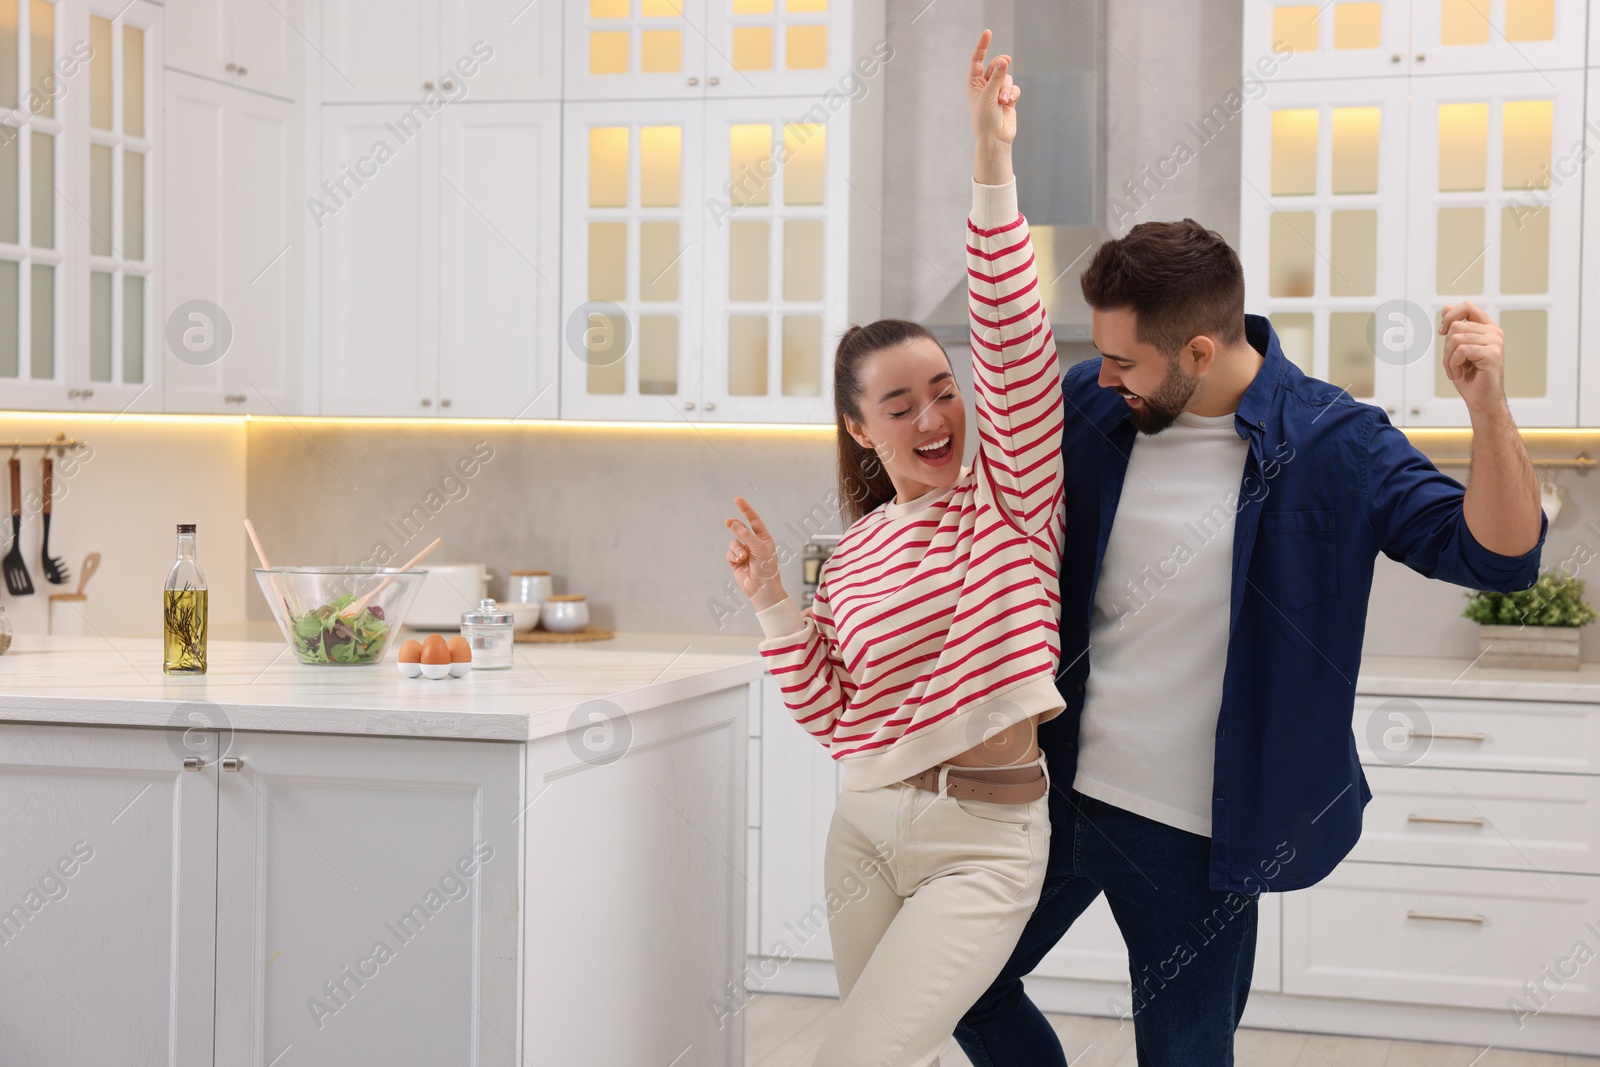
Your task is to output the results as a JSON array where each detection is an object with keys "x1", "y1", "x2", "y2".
[{"x1": 926, "y1": 1, "x2": 1106, "y2": 349}]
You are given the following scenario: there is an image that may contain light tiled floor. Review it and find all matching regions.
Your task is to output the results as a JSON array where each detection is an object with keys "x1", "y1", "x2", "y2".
[{"x1": 744, "y1": 992, "x2": 1600, "y2": 1067}]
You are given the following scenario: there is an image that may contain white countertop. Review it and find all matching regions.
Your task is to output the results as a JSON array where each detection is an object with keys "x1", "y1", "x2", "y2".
[
  {"x1": 0, "y1": 632, "x2": 764, "y2": 742},
  {"x1": 1357, "y1": 654, "x2": 1600, "y2": 704}
]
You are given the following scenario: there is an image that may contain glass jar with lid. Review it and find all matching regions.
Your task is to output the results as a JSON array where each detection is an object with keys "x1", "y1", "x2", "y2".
[{"x1": 461, "y1": 598, "x2": 514, "y2": 670}]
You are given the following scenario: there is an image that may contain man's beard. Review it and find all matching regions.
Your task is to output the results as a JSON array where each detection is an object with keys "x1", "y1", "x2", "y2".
[{"x1": 1126, "y1": 359, "x2": 1199, "y2": 435}]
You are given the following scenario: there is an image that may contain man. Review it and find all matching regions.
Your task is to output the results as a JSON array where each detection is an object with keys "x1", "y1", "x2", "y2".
[{"x1": 953, "y1": 217, "x2": 1545, "y2": 1064}]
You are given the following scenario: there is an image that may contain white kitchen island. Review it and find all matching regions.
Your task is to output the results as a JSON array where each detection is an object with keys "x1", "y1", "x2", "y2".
[{"x1": 0, "y1": 632, "x2": 764, "y2": 1067}]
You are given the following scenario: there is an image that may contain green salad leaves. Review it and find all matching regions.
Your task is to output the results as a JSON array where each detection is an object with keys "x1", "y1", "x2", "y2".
[{"x1": 291, "y1": 596, "x2": 391, "y2": 664}]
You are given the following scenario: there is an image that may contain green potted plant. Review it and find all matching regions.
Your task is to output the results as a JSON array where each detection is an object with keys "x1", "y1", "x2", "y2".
[{"x1": 1463, "y1": 572, "x2": 1597, "y2": 670}]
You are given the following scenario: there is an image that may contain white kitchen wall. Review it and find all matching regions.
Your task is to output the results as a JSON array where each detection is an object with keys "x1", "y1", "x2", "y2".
[{"x1": 0, "y1": 413, "x2": 247, "y2": 640}]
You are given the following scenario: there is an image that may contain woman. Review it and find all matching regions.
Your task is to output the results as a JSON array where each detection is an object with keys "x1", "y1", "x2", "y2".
[{"x1": 722, "y1": 31, "x2": 1065, "y2": 1065}]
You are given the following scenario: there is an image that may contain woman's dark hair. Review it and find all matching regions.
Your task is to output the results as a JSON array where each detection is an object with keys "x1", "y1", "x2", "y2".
[
  {"x1": 1079, "y1": 218, "x2": 1246, "y2": 356},
  {"x1": 833, "y1": 319, "x2": 947, "y2": 526}
]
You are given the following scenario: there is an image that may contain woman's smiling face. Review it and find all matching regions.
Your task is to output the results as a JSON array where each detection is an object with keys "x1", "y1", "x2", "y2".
[{"x1": 843, "y1": 337, "x2": 967, "y2": 503}]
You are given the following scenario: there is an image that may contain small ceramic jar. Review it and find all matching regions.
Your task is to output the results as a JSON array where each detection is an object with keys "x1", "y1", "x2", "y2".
[
  {"x1": 541, "y1": 594, "x2": 589, "y2": 633},
  {"x1": 460, "y1": 598, "x2": 514, "y2": 669},
  {"x1": 509, "y1": 570, "x2": 554, "y2": 609}
]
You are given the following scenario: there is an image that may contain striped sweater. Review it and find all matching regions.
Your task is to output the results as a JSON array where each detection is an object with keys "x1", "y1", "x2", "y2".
[{"x1": 755, "y1": 178, "x2": 1067, "y2": 791}]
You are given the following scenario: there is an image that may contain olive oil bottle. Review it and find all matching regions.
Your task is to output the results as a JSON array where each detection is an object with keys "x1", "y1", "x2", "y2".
[{"x1": 163, "y1": 523, "x2": 208, "y2": 675}]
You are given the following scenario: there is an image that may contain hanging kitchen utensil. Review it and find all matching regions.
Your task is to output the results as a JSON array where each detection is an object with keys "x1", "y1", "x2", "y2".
[
  {"x1": 47, "y1": 552, "x2": 100, "y2": 637},
  {"x1": 3, "y1": 456, "x2": 34, "y2": 596},
  {"x1": 39, "y1": 456, "x2": 68, "y2": 585}
]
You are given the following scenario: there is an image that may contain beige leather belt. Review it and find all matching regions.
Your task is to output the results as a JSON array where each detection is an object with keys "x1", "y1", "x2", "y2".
[{"x1": 901, "y1": 759, "x2": 1048, "y2": 804}]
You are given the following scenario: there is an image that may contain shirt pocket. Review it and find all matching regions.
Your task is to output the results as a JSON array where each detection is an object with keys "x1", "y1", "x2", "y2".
[{"x1": 1253, "y1": 510, "x2": 1339, "y2": 611}]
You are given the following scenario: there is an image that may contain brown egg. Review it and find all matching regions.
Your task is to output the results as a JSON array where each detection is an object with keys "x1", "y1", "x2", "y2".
[
  {"x1": 420, "y1": 640, "x2": 452, "y2": 666},
  {"x1": 397, "y1": 639, "x2": 424, "y2": 664},
  {"x1": 422, "y1": 632, "x2": 448, "y2": 651}
]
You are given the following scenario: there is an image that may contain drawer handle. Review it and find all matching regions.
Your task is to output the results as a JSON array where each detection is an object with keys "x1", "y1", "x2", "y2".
[
  {"x1": 1406, "y1": 814, "x2": 1485, "y2": 827},
  {"x1": 1406, "y1": 910, "x2": 1485, "y2": 925},
  {"x1": 1406, "y1": 730, "x2": 1486, "y2": 742}
]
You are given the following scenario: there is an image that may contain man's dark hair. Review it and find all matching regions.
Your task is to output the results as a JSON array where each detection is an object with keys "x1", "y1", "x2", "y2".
[{"x1": 1079, "y1": 219, "x2": 1247, "y2": 356}]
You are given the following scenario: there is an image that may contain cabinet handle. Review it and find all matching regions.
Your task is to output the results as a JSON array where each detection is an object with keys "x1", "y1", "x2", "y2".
[
  {"x1": 704, "y1": 401, "x2": 716, "y2": 411},
  {"x1": 1415, "y1": 52, "x2": 1427, "y2": 62},
  {"x1": 1406, "y1": 814, "x2": 1486, "y2": 826},
  {"x1": 687, "y1": 76, "x2": 699, "y2": 86},
  {"x1": 424, "y1": 81, "x2": 435, "y2": 91},
  {"x1": 1406, "y1": 730, "x2": 1486, "y2": 742},
  {"x1": 183, "y1": 757, "x2": 204, "y2": 770},
  {"x1": 442, "y1": 77, "x2": 455, "y2": 90},
  {"x1": 237, "y1": 66, "x2": 248, "y2": 75},
  {"x1": 1390, "y1": 53, "x2": 1402, "y2": 63},
  {"x1": 226, "y1": 62, "x2": 239, "y2": 72},
  {"x1": 708, "y1": 76, "x2": 720, "y2": 86},
  {"x1": 684, "y1": 401, "x2": 696, "y2": 411},
  {"x1": 67, "y1": 388, "x2": 81, "y2": 398},
  {"x1": 1385, "y1": 405, "x2": 1397, "y2": 415},
  {"x1": 222, "y1": 757, "x2": 244, "y2": 771},
  {"x1": 421, "y1": 397, "x2": 433, "y2": 407},
  {"x1": 1410, "y1": 405, "x2": 1421, "y2": 415},
  {"x1": 1406, "y1": 910, "x2": 1484, "y2": 924},
  {"x1": 82, "y1": 387, "x2": 93, "y2": 398},
  {"x1": 224, "y1": 393, "x2": 246, "y2": 404},
  {"x1": 441, "y1": 398, "x2": 452, "y2": 408}
]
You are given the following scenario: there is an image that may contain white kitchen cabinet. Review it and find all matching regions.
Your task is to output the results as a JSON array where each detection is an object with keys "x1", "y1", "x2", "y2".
[
  {"x1": 4, "y1": 1, "x2": 165, "y2": 413},
  {"x1": 318, "y1": 102, "x2": 437, "y2": 415},
  {"x1": 1583, "y1": 73, "x2": 1600, "y2": 427},
  {"x1": 1240, "y1": 26, "x2": 1586, "y2": 427},
  {"x1": 437, "y1": 101, "x2": 561, "y2": 419},
  {"x1": 1242, "y1": 0, "x2": 1413, "y2": 80},
  {"x1": 320, "y1": 0, "x2": 559, "y2": 104},
  {"x1": 1408, "y1": 0, "x2": 1585, "y2": 74},
  {"x1": 1402, "y1": 70, "x2": 1582, "y2": 427},
  {"x1": 1243, "y1": 1, "x2": 1583, "y2": 79},
  {"x1": 756, "y1": 672, "x2": 839, "y2": 964},
  {"x1": 163, "y1": 72, "x2": 301, "y2": 415},
  {"x1": 562, "y1": 93, "x2": 863, "y2": 423},
  {"x1": 0, "y1": 724, "x2": 218, "y2": 1067},
  {"x1": 1283, "y1": 863, "x2": 1600, "y2": 1014},
  {"x1": 164, "y1": 0, "x2": 303, "y2": 101},
  {"x1": 319, "y1": 100, "x2": 559, "y2": 418},
  {"x1": 564, "y1": 0, "x2": 867, "y2": 103},
  {"x1": 213, "y1": 730, "x2": 521, "y2": 1067},
  {"x1": 1239, "y1": 75, "x2": 1410, "y2": 413},
  {"x1": 560, "y1": 98, "x2": 707, "y2": 421}
]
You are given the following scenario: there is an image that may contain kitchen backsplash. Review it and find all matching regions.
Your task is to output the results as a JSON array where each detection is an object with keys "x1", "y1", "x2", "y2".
[
  {"x1": 0, "y1": 413, "x2": 248, "y2": 642},
  {"x1": 3, "y1": 414, "x2": 1597, "y2": 664}
]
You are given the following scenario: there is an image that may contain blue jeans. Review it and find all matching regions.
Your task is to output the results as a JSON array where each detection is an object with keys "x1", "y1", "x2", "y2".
[{"x1": 953, "y1": 789, "x2": 1259, "y2": 1066}]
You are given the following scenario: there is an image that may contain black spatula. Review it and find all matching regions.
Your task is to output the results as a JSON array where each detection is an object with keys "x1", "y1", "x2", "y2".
[
  {"x1": 4, "y1": 456, "x2": 34, "y2": 596},
  {"x1": 40, "y1": 457, "x2": 68, "y2": 585}
]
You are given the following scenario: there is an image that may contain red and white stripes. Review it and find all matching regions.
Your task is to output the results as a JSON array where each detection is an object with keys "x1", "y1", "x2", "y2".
[{"x1": 756, "y1": 179, "x2": 1068, "y2": 791}]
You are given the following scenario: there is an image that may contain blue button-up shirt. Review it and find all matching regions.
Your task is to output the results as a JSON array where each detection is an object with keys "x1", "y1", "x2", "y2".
[{"x1": 1044, "y1": 314, "x2": 1546, "y2": 892}]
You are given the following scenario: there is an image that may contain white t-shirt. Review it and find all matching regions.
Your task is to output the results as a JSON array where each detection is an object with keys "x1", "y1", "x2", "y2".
[{"x1": 1072, "y1": 410, "x2": 1249, "y2": 837}]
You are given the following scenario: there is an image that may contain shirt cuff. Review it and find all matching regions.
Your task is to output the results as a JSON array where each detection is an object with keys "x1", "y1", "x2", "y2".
[
  {"x1": 755, "y1": 597, "x2": 808, "y2": 640},
  {"x1": 971, "y1": 177, "x2": 1019, "y2": 231}
]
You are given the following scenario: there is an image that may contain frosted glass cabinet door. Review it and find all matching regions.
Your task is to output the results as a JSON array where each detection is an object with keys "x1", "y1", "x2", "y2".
[
  {"x1": 1409, "y1": 0, "x2": 1584, "y2": 75},
  {"x1": 704, "y1": 0, "x2": 856, "y2": 98},
  {"x1": 1241, "y1": 0, "x2": 1410, "y2": 80},
  {"x1": 1239, "y1": 77, "x2": 1409, "y2": 411},
  {"x1": 1402, "y1": 72, "x2": 1581, "y2": 427},
  {"x1": 699, "y1": 98, "x2": 846, "y2": 423},
  {"x1": 559, "y1": 99, "x2": 706, "y2": 421},
  {"x1": 563, "y1": 0, "x2": 711, "y2": 101}
]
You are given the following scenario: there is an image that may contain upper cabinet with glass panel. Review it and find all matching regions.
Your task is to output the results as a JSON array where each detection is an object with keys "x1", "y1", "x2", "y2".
[
  {"x1": 1244, "y1": 0, "x2": 1412, "y2": 78},
  {"x1": 1245, "y1": 0, "x2": 1581, "y2": 79},
  {"x1": 565, "y1": 0, "x2": 861, "y2": 101}
]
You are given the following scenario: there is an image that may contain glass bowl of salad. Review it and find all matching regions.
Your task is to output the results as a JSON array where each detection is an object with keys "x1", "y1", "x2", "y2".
[{"x1": 253, "y1": 567, "x2": 429, "y2": 665}]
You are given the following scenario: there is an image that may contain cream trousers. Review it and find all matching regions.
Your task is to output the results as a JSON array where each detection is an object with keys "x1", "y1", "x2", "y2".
[{"x1": 814, "y1": 754, "x2": 1051, "y2": 1067}]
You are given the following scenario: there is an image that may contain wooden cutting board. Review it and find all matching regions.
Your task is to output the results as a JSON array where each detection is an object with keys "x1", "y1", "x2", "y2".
[{"x1": 513, "y1": 626, "x2": 614, "y2": 644}]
